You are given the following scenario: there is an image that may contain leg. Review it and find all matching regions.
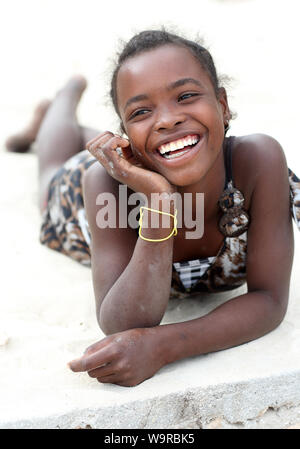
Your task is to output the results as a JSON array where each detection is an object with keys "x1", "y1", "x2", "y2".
[
  {"x1": 36, "y1": 76, "x2": 99, "y2": 214},
  {"x1": 79, "y1": 125, "x2": 101, "y2": 147},
  {"x1": 5, "y1": 100, "x2": 51, "y2": 153}
]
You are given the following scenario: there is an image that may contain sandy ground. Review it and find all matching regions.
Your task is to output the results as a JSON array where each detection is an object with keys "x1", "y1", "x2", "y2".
[{"x1": 1, "y1": 0, "x2": 300, "y2": 428}]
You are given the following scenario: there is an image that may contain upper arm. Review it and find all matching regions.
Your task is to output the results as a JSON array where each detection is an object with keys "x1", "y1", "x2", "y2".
[
  {"x1": 82, "y1": 162, "x2": 137, "y2": 317},
  {"x1": 245, "y1": 134, "x2": 294, "y2": 311}
]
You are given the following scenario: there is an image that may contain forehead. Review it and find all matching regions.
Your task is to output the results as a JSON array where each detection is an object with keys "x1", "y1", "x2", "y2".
[{"x1": 116, "y1": 44, "x2": 213, "y2": 111}]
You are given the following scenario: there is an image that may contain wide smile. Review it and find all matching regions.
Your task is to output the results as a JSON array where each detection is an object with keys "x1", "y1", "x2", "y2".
[{"x1": 153, "y1": 133, "x2": 204, "y2": 166}]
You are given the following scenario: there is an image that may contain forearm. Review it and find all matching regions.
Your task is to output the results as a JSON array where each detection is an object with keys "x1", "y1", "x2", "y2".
[
  {"x1": 99, "y1": 199, "x2": 176, "y2": 334},
  {"x1": 99, "y1": 238, "x2": 173, "y2": 334},
  {"x1": 155, "y1": 290, "x2": 287, "y2": 365}
]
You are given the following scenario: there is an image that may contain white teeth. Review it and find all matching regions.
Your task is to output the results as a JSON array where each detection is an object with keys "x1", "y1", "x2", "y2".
[
  {"x1": 163, "y1": 149, "x2": 190, "y2": 159},
  {"x1": 158, "y1": 134, "x2": 199, "y2": 155}
]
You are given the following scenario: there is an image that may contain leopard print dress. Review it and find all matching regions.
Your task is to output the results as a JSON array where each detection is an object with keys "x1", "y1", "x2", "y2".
[{"x1": 39, "y1": 137, "x2": 300, "y2": 299}]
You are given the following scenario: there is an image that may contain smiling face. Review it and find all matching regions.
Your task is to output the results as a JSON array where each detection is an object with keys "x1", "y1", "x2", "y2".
[{"x1": 116, "y1": 44, "x2": 230, "y2": 187}]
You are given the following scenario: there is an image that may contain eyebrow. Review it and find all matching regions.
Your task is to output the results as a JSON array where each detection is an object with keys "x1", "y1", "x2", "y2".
[
  {"x1": 124, "y1": 78, "x2": 204, "y2": 111},
  {"x1": 168, "y1": 77, "x2": 205, "y2": 90}
]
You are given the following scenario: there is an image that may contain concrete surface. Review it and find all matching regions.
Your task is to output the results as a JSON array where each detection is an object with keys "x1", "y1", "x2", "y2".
[
  {"x1": 1, "y1": 145, "x2": 300, "y2": 430},
  {"x1": 1, "y1": 0, "x2": 300, "y2": 429}
]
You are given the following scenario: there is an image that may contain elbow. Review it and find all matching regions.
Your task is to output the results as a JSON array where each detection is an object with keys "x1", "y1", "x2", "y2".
[
  {"x1": 98, "y1": 316, "x2": 126, "y2": 336},
  {"x1": 98, "y1": 308, "x2": 162, "y2": 336},
  {"x1": 97, "y1": 309, "x2": 117, "y2": 336},
  {"x1": 269, "y1": 306, "x2": 287, "y2": 332},
  {"x1": 98, "y1": 316, "x2": 111, "y2": 337},
  {"x1": 99, "y1": 321, "x2": 161, "y2": 336},
  {"x1": 262, "y1": 290, "x2": 289, "y2": 332},
  {"x1": 272, "y1": 300, "x2": 288, "y2": 329}
]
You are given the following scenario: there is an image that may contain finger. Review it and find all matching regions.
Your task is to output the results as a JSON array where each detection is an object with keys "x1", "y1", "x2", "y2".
[
  {"x1": 97, "y1": 376, "x2": 136, "y2": 387},
  {"x1": 121, "y1": 145, "x2": 135, "y2": 161},
  {"x1": 100, "y1": 136, "x2": 130, "y2": 159},
  {"x1": 114, "y1": 134, "x2": 131, "y2": 157},
  {"x1": 68, "y1": 347, "x2": 112, "y2": 372},
  {"x1": 88, "y1": 362, "x2": 116, "y2": 378},
  {"x1": 87, "y1": 134, "x2": 129, "y2": 156},
  {"x1": 96, "y1": 374, "x2": 119, "y2": 384},
  {"x1": 115, "y1": 147, "x2": 124, "y2": 157},
  {"x1": 85, "y1": 131, "x2": 113, "y2": 149},
  {"x1": 99, "y1": 138, "x2": 134, "y2": 177},
  {"x1": 87, "y1": 136, "x2": 130, "y2": 169},
  {"x1": 86, "y1": 134, "x2": 112, "y2": 159},
  {"x1": 84, "y1": 338, "x2": 109, "y2": 355},
  {"x1": 87, "y1": 135, "x2": 120, "y2": 169},
  {"x1": 87, "y1": 134, "x2": 142, "y2": 182}
]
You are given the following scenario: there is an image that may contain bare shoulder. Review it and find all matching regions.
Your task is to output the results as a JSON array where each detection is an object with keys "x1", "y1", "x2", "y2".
[
  {"x1": 234, "y1": 133, "x2": 287, "y2": 166},
  {"x1": 82, "y1": 159, "x2": 118, "y2": 200},
  {"x1": 232, "y1": 133, "x2": 288, "y2": 208}
]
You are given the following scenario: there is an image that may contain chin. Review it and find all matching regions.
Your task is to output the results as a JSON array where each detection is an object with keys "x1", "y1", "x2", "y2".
[
  {"x1": 166, "y1": 175, "x2": 201, "y2": 188},
  {"x1": 165, "y1": 166, "x2": 207, "y2": 188}
]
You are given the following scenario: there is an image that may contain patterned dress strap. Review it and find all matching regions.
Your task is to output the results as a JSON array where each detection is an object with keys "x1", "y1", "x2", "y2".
[
  {"x1": 218, "y1": 136, "x2": 250, "y2": 237},
  {"x1": 288, "y1": 168, "x2": 300, "y2": 231},
  {"x1": 223, "y1": 135, "x2": 234, "y2": 188}
]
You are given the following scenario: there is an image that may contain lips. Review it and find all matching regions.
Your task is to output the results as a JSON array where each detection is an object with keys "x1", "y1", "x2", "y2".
[
  {"x1": 157, "y1": 134, "x2": 200, "y2": 156},
  {"x1": 152, "y1": 133, "x2": 204, "y2": 166}
]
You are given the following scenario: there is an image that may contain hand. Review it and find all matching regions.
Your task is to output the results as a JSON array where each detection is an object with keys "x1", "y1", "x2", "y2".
[
  {"x1": 85, "y1": 131, "x2": 176, "y2": 198},
  {"x1": 68, "y1": 328, "x2": 165, "y2": 387}
]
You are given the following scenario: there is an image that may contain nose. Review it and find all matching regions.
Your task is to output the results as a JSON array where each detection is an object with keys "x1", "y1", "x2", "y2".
[{"x1": 154, "y1": 106, "x2": 186, "y2": 132}]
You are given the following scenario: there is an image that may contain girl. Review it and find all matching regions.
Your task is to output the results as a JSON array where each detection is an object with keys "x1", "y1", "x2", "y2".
[{"x1": 7, "y1": 30, "x2": 300, "y2": 387}]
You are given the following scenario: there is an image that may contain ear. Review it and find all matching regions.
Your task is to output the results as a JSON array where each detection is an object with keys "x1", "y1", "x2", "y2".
[{"x1": 218, "y1": 87, "x2": 231, "y2": 123}]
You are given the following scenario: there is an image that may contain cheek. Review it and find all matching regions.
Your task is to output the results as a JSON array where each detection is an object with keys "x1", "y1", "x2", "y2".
[
  {"x1": 212, "y1": 104, "x2": 226, "y2": 129},
  {"x1": 128, "y1": 137, "x2": 143, "y2": 158},
  {"x1": 127, "y1": 127, "x2": 148, "y2": 159},
  {"x1": 130, "y1": 142, "x2": 158, "y2": 171},
  {"x1": 198, "y1": 99, "x2": 224, "y2": 126}
]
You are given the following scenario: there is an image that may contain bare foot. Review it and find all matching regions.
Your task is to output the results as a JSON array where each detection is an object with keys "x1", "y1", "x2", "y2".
[
  {"x1": 54, "y1": 75, "x2": 88, "y2": 111},
  {"x1": 61, "y1": 75, "x2": 87, "y2": 99},
  {"x1": 5, "y1": 75, "x2": 87, "y2": 153},
  {"x1": 5, "y1": 99, "x2": 51, "y2": 153}
]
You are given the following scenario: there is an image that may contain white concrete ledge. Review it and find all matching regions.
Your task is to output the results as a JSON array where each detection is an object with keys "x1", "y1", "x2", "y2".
[{"x1": 1, "y1": 152, "x2": 300, "y2": 429}]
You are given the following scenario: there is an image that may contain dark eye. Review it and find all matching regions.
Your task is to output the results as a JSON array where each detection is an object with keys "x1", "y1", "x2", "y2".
[
  {"x1": 130, "y1": 109, "x2": 150, "y2": 119},
  {"x1": 178, "y1": 93, "x2": 199, "y2": 101}
]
